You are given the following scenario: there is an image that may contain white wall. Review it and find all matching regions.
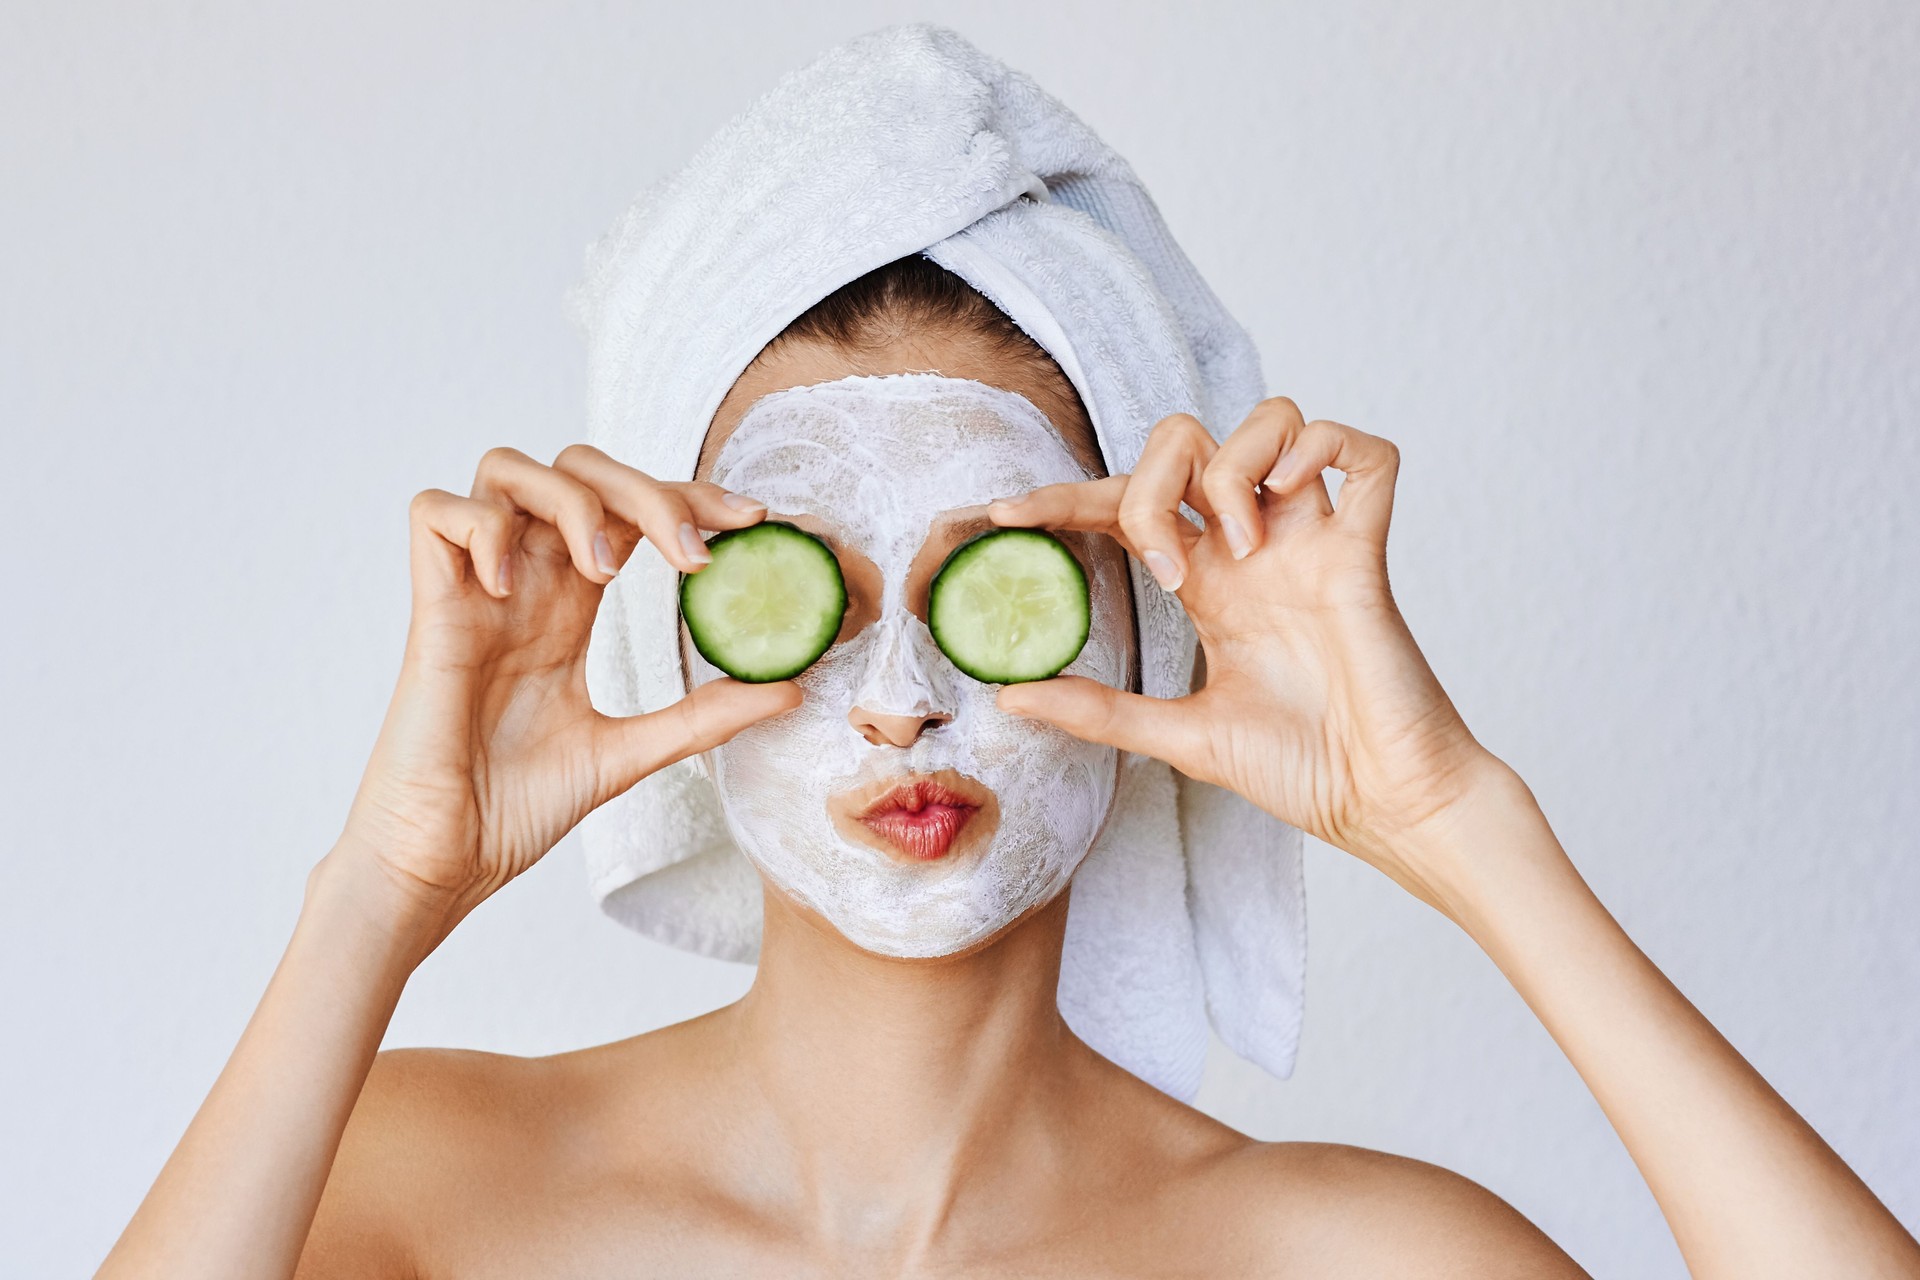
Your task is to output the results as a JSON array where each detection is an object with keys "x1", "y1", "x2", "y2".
[{"x1": 4, "y1": 2, "x2": 1916, "y2": 1274}]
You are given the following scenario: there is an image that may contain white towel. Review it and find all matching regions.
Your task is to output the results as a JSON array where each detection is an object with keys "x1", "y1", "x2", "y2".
[{"x1": 570, "y1": 22, "x2": 1305, "y2": 1101}]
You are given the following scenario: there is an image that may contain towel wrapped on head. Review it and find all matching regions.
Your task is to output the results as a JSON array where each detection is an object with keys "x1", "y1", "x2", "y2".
[{"x1": 570, "y1": 22, "x2": 1305, "y2": 1101}]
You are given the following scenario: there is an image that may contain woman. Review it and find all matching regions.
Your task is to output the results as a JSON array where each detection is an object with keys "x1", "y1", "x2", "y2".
[{"x1": 102, "y1": 28, "x2": 1918, "y2": 1280}]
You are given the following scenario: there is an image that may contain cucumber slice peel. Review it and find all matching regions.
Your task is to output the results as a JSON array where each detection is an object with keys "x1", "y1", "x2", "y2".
[
  {"x1": 679, "y1": 521, "x2": 846, "y2": 683},
  {"x1": 928, "y1": 529, "x2": 1090, "y2": 684}
]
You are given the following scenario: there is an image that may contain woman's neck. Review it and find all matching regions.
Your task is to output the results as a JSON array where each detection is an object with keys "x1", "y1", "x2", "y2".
[{"x1": 713, "y1": 885, "x2": 1093, "y2": 1256}]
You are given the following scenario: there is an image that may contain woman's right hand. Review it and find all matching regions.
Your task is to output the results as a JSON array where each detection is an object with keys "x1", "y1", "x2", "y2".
[{"x1": 329, "y1": 443, "x2": 801, "y2": 940}]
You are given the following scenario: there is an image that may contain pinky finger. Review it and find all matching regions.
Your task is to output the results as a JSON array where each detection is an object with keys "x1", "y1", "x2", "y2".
[{"x1": 409, "y1": 488, "x2": 523, "y2": 598}]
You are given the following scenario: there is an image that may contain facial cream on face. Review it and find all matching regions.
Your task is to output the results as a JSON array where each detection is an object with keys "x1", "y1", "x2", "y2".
[{"x1": 683, "y1": 373, "x2": 1134, "y2": 958}]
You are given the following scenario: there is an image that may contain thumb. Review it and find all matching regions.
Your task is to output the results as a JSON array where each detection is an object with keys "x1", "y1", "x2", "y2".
[
  {"x1": 596, "y1": 678, "x2": 803, "y2": 796},
  {"x1": 996, "y1": 675, "x2": 1198, "y2": 767}
]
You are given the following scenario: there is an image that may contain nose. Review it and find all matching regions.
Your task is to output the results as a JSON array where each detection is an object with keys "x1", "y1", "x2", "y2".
[
  {"x1": 849, "y1": 706, "x2": 953, "y2": 748},
  {"x1": 847, "y1": 611, "x2": 956, "y2": 748}
]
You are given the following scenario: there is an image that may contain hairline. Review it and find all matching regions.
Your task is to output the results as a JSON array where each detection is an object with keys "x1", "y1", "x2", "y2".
[{"x1": 697, "y1": 332, "x2": 1105, "y2": 482}]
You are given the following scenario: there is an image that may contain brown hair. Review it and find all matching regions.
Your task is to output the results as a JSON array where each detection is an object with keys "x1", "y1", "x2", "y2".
[{"x1": 761, "y1": 255, "x2": 1102, "y2": 473}]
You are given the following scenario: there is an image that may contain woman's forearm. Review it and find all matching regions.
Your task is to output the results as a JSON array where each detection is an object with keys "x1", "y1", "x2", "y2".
[
  {"x1": 98, "y1": 845, "x2": 443, "y2": 1279},
  {"x1": 1415, "y1": 762, "x2": 1920, "y2": 1278}
]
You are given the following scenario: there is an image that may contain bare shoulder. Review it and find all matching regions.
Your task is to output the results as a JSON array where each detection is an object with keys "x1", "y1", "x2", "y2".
[
  {"x1": 295, "y1": 1046, "x2": 553, "y2": 1277},
  {"x1": 1065, "y1": 1061, "x2": 1586, "y2": 1275},
  {"x1": 297, "y1": 1023, "x2": 717, "y2": 1277},
  {"x1": 295, "y1": 1043, "x2": 629, "y2": 1274},
  {"x1": 345, "y1": 1043, "x2": 569, "y2": 1163},
  {"x1": 355, "y1": 1042, "x2": 560, "y2": 1121},
  {"x1": 328, "y1": 1018, "x2": 707, "y2": 1166},
  {"x1": 1203, "y1": 1139, "x2": 1590, "y2": 1278}
]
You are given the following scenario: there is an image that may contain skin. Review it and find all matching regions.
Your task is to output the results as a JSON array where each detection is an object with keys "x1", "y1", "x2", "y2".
[{"x1": 97, "y1": 328, "x2": 1920, "y2": 1279}]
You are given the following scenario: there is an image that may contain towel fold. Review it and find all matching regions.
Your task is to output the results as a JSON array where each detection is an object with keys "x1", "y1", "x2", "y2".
[{"x1": 571, "y1": 21, "x2": 1306, "y2": 1101}]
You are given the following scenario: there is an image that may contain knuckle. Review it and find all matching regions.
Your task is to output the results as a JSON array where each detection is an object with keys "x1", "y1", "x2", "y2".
[
  {"x1": 552, "y1": 442, "x2": 599, "y2": 470},
  {"x1": 1257, "y1": 395, "x2": 1302, "y2": 418},
  {"x1": 477, "y1": 444, "x2": 524, "y2": 474},
  {"x1": 1198, "y1": 466, "x2": 1238, "y2": 508},
  {"x1": 1147, "y1": 413, "x2": 1200, "y2": 447},
  {"x1": 1115, "y1": 486, "x2": 1159, "y2": 527},
  {"x1": 1167, "y1": 415, "x2": 1215, "y2": 455},
  {"x1": 1306, "y1": 419, "x2": 1353, "y2": 448},
  {"x1": 1295, "y1": 424, "x2": 1335, "y2": 457},
  {"x1": 408, "y1": 488, "x2": 444, "y2": 520},
  {"x1": 1116, "y1": 511, "x2": 1169, "y2": 552},
  {"x1": 1201, "y1": 444, "x2": 1241, "y2": 479}
]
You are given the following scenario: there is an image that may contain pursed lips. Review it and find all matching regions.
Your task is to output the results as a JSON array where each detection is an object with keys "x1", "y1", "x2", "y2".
[{"x1": 857, "y1": 779, "x2": 981, "y2": 862}]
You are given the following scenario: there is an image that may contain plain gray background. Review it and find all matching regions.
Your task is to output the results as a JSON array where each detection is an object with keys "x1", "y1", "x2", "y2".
[{"x1": 5, "y1": 2, "x2": 1917, "y2": 1274}]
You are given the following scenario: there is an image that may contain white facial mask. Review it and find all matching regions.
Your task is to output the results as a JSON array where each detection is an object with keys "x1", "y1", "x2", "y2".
[{"x1": 682, "y1": 373, "x2": 1135, "y2": 958}]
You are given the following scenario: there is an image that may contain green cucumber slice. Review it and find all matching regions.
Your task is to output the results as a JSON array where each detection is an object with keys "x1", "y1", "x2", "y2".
[
  {"x1": 679, "y1": 521, "x2": 846, "y2": 682},
  {"x1": 928, "y1": 529, "x2": 1090, "y2": 684}
]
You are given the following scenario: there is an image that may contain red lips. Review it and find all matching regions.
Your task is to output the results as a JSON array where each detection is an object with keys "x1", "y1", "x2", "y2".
[{"x1": 858, "y1": 779, "x2": 981, "y2": 862}]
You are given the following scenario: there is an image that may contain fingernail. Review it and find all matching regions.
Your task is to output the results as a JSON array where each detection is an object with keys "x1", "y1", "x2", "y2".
[
  {"x1": 1142, "y1": 549, "x2": 1184, "y2": 592},
  {"x1": 496, "y1": 553, "x2": 512, "y2": 594},
  {"x1": 593, "y1": 529, "x2": 619, "y2": 577},
  {"x1": 678, "y1": 522, "x2": 712, "y2": 566},
  {"x1": 721, "y1": 491, "x2": 765, "y2": 512},
  {"x1": 1220, "y1": 513, "x2": 1252, "y2": 560},
  {"x1": 1264, "y1": 450, "x2": 1297, "y2": 489}
]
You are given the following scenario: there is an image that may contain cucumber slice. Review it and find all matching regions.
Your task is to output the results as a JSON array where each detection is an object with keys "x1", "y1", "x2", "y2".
[
  {"x1": 679, "y1": 521, "x2": 846, "y2": 682},
  {"x1": 928, "y1": 529, "x2": 1090, "y2": 684}
]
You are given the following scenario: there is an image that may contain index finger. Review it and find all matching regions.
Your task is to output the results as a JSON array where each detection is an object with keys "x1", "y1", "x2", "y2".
[{"x1": 553, "y1": 443, "x2": 768, "y2": 576}]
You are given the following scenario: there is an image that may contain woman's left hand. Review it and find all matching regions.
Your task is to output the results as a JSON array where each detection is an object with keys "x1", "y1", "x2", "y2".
[
  {"x1": 996, "y1": 400, "x2": 1920, "y2": 1279},
  {"x1": 988, "y1": 397, "x2": 1504, "y2": 912}
]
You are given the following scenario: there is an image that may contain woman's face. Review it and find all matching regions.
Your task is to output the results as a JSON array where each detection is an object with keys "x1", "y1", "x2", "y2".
[{"x1": 683, "y1": 352, "x2": 1135, "y2": 959}]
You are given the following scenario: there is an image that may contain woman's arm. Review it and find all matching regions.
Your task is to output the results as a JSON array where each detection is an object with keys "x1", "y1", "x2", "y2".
[
  {"x1": 988, "y1": 398, "x2": 1920, "y2": 1278},
  {"x1": 98, "y1": 445, "x2": 797, "y2": 1279},
  {"x1": 1415, "y1": 757, "x2": 1919, "y2": 1277},
  {"x1": 97, "y1": 850, "x2": 440, "y2": 1277}
]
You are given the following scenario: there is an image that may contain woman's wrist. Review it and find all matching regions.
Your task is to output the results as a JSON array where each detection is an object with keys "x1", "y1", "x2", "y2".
[
  {"x1": 303, "y1": 838, "x2": 465, "y2": 979},
  {"x1": 1387, "y1": 754, "x2": 1585, "y2": 934}
]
